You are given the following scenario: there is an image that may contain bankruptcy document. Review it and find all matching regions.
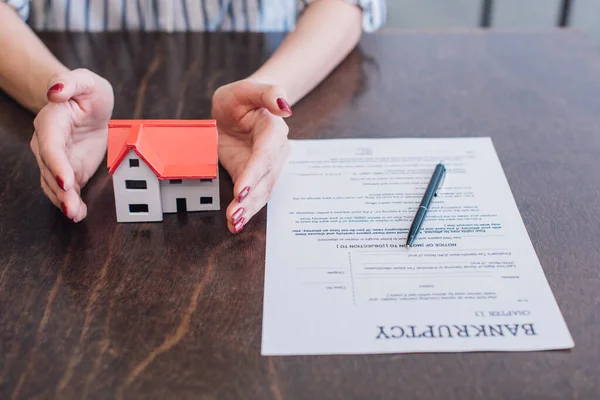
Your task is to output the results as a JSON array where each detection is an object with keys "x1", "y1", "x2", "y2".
[{"x1": 262, "y1": 137, "x2": 574, "y2": 355}]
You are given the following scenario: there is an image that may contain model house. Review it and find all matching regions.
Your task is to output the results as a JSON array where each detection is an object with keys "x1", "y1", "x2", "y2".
[{"x1": 107, "y1": 119, "x2": 220, "y2": 222}]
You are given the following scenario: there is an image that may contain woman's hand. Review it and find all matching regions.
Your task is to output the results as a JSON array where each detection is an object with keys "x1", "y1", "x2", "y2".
[
  {"x1": 30, "y1": 68, "x2": 114, "y2": 222},
  {"x1": 212, "y1": 79, "x2": 292, "y2": 233}
]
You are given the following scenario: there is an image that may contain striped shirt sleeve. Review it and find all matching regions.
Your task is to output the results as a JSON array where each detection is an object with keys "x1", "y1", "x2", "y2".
[
  {"x1": 299, "y1": 0, "x2": 386, "y2": 32},
  {"x1": 2, "y1": 0, "x2": 29, "y2": 20}
]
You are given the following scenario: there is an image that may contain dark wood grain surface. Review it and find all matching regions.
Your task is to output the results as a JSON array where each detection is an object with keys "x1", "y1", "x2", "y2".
[{"x1": 1, "y1": 30, "x2": 600, "y2": 400}]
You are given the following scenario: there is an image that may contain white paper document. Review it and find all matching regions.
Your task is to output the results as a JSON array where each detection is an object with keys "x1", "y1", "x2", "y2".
[{"x1": 262, "y1": 137, "x2": 574, "y2": 355}]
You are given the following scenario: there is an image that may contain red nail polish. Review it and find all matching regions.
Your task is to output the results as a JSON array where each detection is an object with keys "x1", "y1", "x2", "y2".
[
  {"x1": 277, "y1": 98, "x2": 292, "y2": 114},
  {"x1": 61, "y1": 202, "x2": 68, "y2": 216},
  {"x1": 232, "y1": 207, "x2": 245, "y2": 224},
  {"x1": 234, "y1": 218, "x2": 245, "y2": 233},
  {"x1": 238, "y1": 187, "x2": 250, "y2": 202},
  {"x1": 47, "y1": 83, "x2": 64, "y2": 96},
  {"x1": 56, "y1": 175, "x2": 64, "y2": 190}
]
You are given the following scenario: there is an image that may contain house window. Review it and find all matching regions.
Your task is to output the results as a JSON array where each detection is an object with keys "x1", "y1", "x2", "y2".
[
  {"x1": 129, "y1": 159, "x2": 139, "y2": 167},
  {"x1": 129, "y1": 204, "x2": 149, "y2": 213},
  {"x1": 170, "y1": 179, "x2": 182, "y2": 184},
  {"x1": 201, "y1": 179, "x2": 212, "y2": 182},
  {"x1": 125, "y1": 180, "x2": 147, "y2": 189},
  {"x1": 200, "y1": 197, "x2": 213, "y2": 204}
]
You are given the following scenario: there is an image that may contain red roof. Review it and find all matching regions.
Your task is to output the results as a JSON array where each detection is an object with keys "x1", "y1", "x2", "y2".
[{"x1": 107, "y1": 120, "x2": 218, "y2": 180}]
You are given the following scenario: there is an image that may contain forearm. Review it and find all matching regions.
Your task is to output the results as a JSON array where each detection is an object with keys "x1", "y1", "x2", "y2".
[
  {"x1": 0, "y1": 3, "x2": 69, "y2": 113},
  {"x1": 250, "y1": 0, "x2": 362, "y2": 106}
]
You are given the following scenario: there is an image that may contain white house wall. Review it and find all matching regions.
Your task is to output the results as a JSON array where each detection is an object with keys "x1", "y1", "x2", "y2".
[
  {"x1": 160, "y1": 178, "x2": 220, "y2": 213},
  {"x1": 112, "y1": 150, "x2": 163, "y2": 222}
]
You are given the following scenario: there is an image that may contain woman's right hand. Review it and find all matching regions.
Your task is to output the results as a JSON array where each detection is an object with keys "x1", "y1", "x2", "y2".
[{"x1": 30, "y1": 68, "x2": 114, "y2": 222}]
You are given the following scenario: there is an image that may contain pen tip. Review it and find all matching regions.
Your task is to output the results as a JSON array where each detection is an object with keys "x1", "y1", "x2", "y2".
[{"x1": 405, "y1": 244, "x2": 410, "y2": 249}]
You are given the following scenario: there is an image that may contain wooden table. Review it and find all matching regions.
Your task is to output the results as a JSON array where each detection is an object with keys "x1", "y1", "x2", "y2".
[{"x1": 1, "y1": 29, "x2": 600, "y2": 400}]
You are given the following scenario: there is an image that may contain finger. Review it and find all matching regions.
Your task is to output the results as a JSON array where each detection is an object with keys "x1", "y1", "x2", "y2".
[
  {"x1": 240, "y1": 81, "x2": 293, "y2": 118},
  {"x1": 32, "y1": 135, "x2": 66, "y2": 204},
  {"x1": 226, "y1": 199, "x2": 247, "y2": 234},
  {"x1": 36, "y1": 148, "x2": 63, "y2": 198},
  {"x1": 32, "y1": 133, "x2": 80, "y2": 218},
  {"x1": 226, "y1": 171, "x2": 273, "y2": 234},
  {"x1": 31, "y1": 135, "x2": 55, "y2": 192},
  {"x1": 33, "y1": 111, "x2": 76, "y2": 193},
  {"x1": 40, "y1": 176, "x2": 60, "y2": 210},
  {"x1": 226, "y1": 208, "x2": 245, "y2": 234},
  {"x1": 232, "y1": 120, "x2": 289, "y2": 203},
  {"x1": 39, "y1": 170, "x2": 81, "y2": 221},
  {"x1": 46, "y1": 68, "x2": 97, "y2": 103},
  {"x1": 232, "y1": 148, "x2": 270, "y2": 206},
  {"x1": 72, "y1": 197, "x2": 88, "y2": 223},
  {"x1": 60, "y1": 185, "x2": 84, "y2": 220},
  {"x1": 227, "y1": 141, "x2": 290, "y2": 233}
]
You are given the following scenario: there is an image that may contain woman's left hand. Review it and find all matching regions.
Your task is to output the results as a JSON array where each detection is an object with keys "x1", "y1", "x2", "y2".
[{"x1": 212, "y1": 79, "x2": 293, "y2": 233}]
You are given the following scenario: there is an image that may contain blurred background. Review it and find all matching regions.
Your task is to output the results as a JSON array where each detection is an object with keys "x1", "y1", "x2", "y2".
[{"x1": 385, "y1": 0, "x2": 600, "y2": 44}]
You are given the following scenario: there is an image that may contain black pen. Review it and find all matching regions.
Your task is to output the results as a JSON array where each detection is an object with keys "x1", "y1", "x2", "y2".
[{"x1": 405, "y1": 163, "x2": 446, "y2": 248}]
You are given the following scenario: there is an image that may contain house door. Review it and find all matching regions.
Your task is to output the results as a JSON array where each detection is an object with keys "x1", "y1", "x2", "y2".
[{"x1": 176, "y1": 198, "x2": 187, "y2": 213}]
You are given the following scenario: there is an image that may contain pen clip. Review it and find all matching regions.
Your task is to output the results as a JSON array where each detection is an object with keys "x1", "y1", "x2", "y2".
[{"x1": 435, "y1": 164, "x2": 446, "y2": 197}]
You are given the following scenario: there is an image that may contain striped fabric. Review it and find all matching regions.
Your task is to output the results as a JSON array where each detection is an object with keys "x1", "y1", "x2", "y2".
[{"x1": 3, "y1": 0, "x2": 386, "y2": 32}]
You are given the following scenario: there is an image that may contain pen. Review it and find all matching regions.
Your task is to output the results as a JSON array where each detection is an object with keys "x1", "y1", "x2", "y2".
[{"x1": 405, "y1": 163, "x2": 446, "y2": 248}]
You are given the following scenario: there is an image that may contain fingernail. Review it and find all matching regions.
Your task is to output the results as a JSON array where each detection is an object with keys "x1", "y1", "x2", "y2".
[
  {"x1": 60, "y1": 202, "x2": 68, "y2": 216},
  {"x1": 277, "y1": 98, "x2": 292, "y2": 114},
  {"x1": 232, "y1": 207, "x2": 245, "y2": 224},
  {"x1": 238, "y1": 187, "x2": 250, "y2": 202},
  {"x1": 234, "y1": 218, "x2": 245, "y2": 233},
  {"x1": 55, "y1": 175, "x2": 65, "y2": 190},
  {"x1": 47, "y1": 83, "x2": 64, "y2": 96}
]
